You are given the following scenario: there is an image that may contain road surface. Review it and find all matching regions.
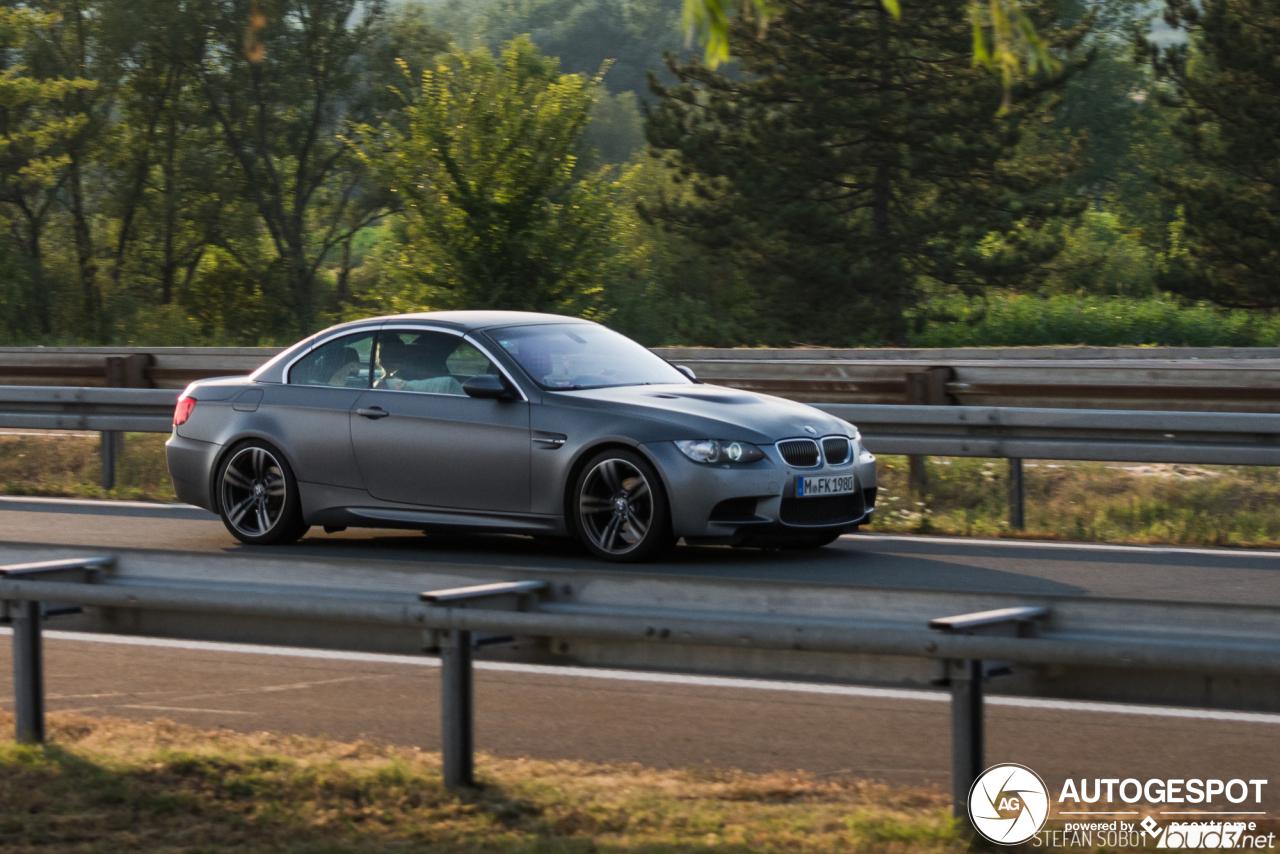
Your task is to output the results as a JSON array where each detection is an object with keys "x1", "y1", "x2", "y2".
[{"x1": 1, "y1": 496, "x2": 1278, "y2": 606}]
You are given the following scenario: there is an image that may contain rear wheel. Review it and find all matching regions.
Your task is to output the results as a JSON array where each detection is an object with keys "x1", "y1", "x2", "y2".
[
  {"x1": 573, "y1": 449, "x2": 674, "y2": 563},
  {"x1": 216, "y1": 441, "x2": 309, "y2": 545}
]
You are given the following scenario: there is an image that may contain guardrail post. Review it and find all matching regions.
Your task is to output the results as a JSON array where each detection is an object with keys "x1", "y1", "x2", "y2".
[
  {"x1": 100, "y1": 432, "x2": 118, "y2": 491},
  {"x1": 2, "y1": 557, "x2": 112, "y2": 744},
  {"x1": 439, "y1": 629, "x2": 474, "y2": 789},
  {"x1": 1008, "y1": 458, "x2": 1025, "y2": 530},
  {"x1": 904, "y1": 367, "x2": 956, "y2": 497},
  {"x1": 10, "y1": 600, "x2": 45, "y2": 743},
  {"x1": 929, "y1": 606, "x2": 1048, "y2": 821},
  {"x1": 948, "y1": 658, "x2": 982, "y2": 820},
  {"x1": 420, "y1": 580, "x2": 548, "y2": 790}
]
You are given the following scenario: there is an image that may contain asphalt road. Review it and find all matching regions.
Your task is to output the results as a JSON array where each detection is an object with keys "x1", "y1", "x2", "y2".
[
  {"x1": 2, "y1": 629, "x2": 1279, "y2": 813},
  {"x1": 4, "y1": 497, "x2": 1280, "y2": 813},
  {"x1": 2, "y1": 496, "x2": 1279, "y2": 606}
]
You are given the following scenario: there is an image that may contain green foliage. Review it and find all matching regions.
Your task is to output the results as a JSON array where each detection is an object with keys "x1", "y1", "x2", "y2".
[
  {"x1": 0, "y1": 6, "x2": 95, "y2": 340},
  {"x1": 475, "y1": 0, "x2": 686, "y2": 98},
  {"x1": 582, "y1": 90, "x2": 645, "y2": 167},
  {"x1": 0, "y1": 0, "x2": 453, "y2": 345},
  {"x1": 1143, "y1": 0, "x2": 1280, "y2": 309},
  {"x1": 0, "y1": 0, "x2": 1273, "y2": 350},
  {"x1": 349, "y1": 37, "x2": 640, "y2": 318},
  {"x1": 909, "y1": 291, "x2": 1280, "y2": 347},
  {"x1": 644, "y1": 0, "x2": 1089, "y2": 346}
]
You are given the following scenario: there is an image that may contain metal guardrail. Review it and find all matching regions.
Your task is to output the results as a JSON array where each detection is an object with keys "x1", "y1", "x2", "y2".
[
  {"x1": 4, "y1": 344, "x2": 1280, "y2": 412},
  {"x1": 822, "y1": 404, "x2": 1280, "y2": 466},
  {"x1": 3, "y1": 387, "x2": 1280, "y2": 520},
  {"x1": 0, "y1": 386, "x2": 178, "y2": 432},
  {"x1": 0, "y1": 347, "x2": 280, "y2": 389},
  {"x1": 5, "y1": 554, "x2": 1280, "y2": 813},
  {"x1": 7, "y1": 387, "x2": 1280, "y2": 465},
  {"x1": 654, "y1": 350, "x2": 1280, "y2": 413}
]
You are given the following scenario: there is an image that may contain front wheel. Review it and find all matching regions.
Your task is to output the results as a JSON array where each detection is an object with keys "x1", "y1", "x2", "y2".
[
  {"x1": 573, "y1": 448, "x2": 675, "y2": 563},
  {"x1": 216, "y1": 441, "x2": 309, "y2": 545}
]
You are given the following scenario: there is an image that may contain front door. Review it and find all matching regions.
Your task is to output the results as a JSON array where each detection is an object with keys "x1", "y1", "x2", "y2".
[
  {"x1": 350, "y1": 329, "x2": 531, "y2": 512},
  {"x1": 266, "y1": 329, "x2": 376, "y2": 489}
]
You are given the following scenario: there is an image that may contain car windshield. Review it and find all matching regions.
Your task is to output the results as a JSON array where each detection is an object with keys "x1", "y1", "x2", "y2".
[{"x1": 488, "y1": 323, "x2": 692, "y2": 390}]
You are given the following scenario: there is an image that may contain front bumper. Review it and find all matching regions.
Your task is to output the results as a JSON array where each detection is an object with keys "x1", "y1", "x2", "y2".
[{"x1": 643, "y1": 440, "x2": 877, "y2": 540}]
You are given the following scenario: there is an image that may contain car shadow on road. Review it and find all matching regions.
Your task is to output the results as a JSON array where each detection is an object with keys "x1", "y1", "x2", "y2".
[{"x1": 252, "y1": 530, "x2": 1089, "y2": 597}]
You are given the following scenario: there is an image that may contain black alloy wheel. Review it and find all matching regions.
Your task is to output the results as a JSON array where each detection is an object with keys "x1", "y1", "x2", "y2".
[
  {"x1": 574, "y1": 448, "x2": 674, "y2": 562},
  {"x1": 216, "y1": 441, "x2": 309, "y2": 545}
]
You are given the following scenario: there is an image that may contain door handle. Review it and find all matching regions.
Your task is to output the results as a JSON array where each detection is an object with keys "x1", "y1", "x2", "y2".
[{"x1": 356, "y1": 407, "x2": 390, "y2": 419}]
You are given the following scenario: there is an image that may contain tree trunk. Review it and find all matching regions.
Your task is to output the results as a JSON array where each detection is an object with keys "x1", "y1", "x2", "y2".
[
  {"x1": 14, "y1": 214, "x2": 49, "y2": 335},
  {"x1": 161, "y1": 106, "x2": 179, "y2": 305},
  {"x1": 68, "y1": 157, "x2": 102, "y2": 341},
  {"x1": 335, "y1": 237, "x2": 352, "y2": 306},
  {"x1": 873, "y1": 2, "x2": 907, "y2": 347}
]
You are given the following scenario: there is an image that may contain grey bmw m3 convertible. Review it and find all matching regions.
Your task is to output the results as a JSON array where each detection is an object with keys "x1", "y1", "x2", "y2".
[{"x1": 166, "y1": 311, "x2": 877, "y2": 562}]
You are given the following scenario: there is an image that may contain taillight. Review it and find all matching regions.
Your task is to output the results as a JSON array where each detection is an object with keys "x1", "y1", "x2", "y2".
[{"x1": 174, "y1": 395, "x2": 196, "y2": 426}]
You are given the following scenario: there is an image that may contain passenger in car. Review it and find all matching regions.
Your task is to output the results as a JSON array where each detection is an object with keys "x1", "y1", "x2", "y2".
[{"x1": 376, "y1": 336, "x2": 466, "y2": 395}]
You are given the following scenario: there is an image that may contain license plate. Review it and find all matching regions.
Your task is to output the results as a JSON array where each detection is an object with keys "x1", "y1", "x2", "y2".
[{"x1": 796, "y1": 474, "x2": 858, "y2": 497}]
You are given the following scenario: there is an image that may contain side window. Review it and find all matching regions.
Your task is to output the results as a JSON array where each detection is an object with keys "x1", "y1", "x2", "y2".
[
  {"x1": 373, "y1": 330, "x2": 496, "y2": 395},
  {"x1": 289, "y1": 332, "x2": 374, "y2": 388},
  {"x1": 446, "y1": 343, "x2": 493, "y2": 378}
]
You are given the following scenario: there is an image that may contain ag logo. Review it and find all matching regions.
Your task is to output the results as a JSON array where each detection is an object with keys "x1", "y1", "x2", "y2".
[{"x1": 968, "y1": 764, "x2": 1050, "y2": 845}]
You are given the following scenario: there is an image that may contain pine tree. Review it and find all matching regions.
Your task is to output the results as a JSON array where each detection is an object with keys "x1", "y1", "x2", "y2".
[
  {"x1": 643, "y1": 0, "x2": 1088, "y2": 345},
  {"x1": 1144, "y1": 0, "x2": 1280, "y2": 309}
]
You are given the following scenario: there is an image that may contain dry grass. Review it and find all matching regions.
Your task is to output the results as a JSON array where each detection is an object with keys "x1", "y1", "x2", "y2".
[
  {"x1": 0, "y1": 712, "x2": 959, "y2": 853},
  {"x1": 0, "y1": 432, "x2": 176, "y2": 502},
  {"x1": 868, "y1": 455, "x2": 1280, "y2": 548}
]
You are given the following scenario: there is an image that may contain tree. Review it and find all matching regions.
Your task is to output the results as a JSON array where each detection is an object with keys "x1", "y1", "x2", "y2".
[
  {"x1": 683, "y1": 0, "x2": 1057, "y2": 106},
  {"x1": 0, "y1": 7, "x2": 94, "y2": 338},
  {"x1": 644, "y1": 0, "x2": 1087, "y2": 345},
  {"x1": 1142, "y1": 0, "x2": 1280, "y2": 309},
  {"x1": 474, "y1": 0, "x2": 685, "y2": 99},
  {"x1": 184, "y1": 0, "x2": 409, "y2": 331},
  {"x1": 350, "y1": 36, "x2": 639, "y2": 317}
]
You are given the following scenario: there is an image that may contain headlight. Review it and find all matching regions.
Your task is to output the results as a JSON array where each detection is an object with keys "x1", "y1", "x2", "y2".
[{"x1": 675, "y1": 439, "x2": 766, "y2": 464}]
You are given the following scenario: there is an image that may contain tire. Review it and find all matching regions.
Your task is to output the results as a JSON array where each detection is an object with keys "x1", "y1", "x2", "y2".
[
  {"x1": 215, "y1": 440, "x2": 309, "y2": 545},
  {"x1": 572, "y1": 448, "x2": 675, "y2": 563}
]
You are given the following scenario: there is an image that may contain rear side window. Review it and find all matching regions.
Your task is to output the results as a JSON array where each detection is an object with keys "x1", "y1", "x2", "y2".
[{"x1": 289, "y1": 332, "x2": 374, "y2": 388}]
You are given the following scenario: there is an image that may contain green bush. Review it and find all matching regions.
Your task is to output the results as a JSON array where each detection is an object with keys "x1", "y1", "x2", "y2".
[{"x1": 910, "y1": 292, "x2": 1280, "y2": 348}]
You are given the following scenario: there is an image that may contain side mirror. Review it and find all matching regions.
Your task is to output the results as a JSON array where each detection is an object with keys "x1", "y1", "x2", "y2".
[
  {"x1": 462, "y1": 373, "x2": 513, "y2": 400},
  {"x1": 675, "y1": 364, "x2": 697, "y2": 382}
]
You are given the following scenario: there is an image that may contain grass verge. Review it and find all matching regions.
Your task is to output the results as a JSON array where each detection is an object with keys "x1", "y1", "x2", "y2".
[
  {"x1": 0, "y1": 712, "x2": 959, "y2": 853},
  {"x1": 868, "y1": 455, "x2": 1280, "y2": 548},
  {"x1": 0, "y1": 432, "x2": 177, "y2": 503}
]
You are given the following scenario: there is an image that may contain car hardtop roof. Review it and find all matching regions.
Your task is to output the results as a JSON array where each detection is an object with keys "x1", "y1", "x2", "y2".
[{"x1": 359, "y1": 310, "x2": 596, "y2": 332}]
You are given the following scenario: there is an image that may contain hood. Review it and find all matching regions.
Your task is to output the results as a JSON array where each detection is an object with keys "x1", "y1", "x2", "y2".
[{"x1": 549, "y1": 383, "x2": 852, "y2": 443}]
